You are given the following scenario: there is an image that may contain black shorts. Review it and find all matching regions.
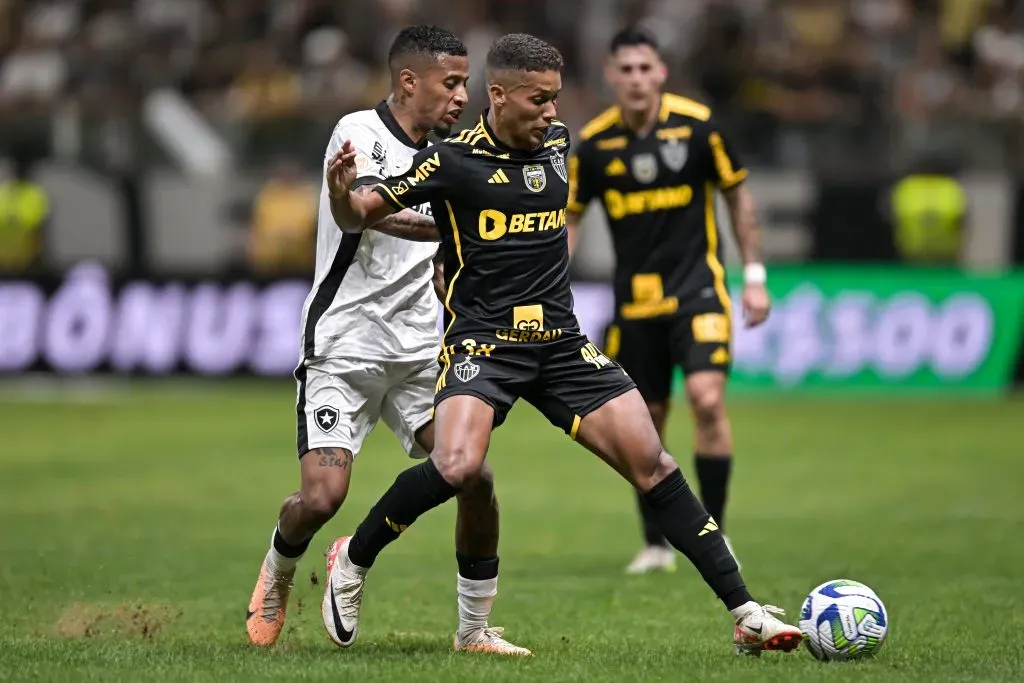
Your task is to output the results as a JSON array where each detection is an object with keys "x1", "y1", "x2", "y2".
[
  {"x1": 603, "y1": 304, "x2": 732, "y2": 404},
  {"x1": 434, "y1": 332, "x2": 636, "y2": 436}
]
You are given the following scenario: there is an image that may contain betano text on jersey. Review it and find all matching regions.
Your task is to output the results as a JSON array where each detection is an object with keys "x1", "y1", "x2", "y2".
[{"x1": 372, "y1": 112, "x2": 577, "y2": 349}]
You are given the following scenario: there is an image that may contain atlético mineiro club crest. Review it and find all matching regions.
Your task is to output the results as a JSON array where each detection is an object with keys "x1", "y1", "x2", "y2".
[
  {"x1": 454, "y1": 358, "x2": 480, "y2": 383},
  {"x1": 314, "y1": 405, "x2": 339, "y2": 433},
  {"x1": 659, "y1": 139, "x2": 687, "y2": 172},
  {"x1": 522, "y1": 164, "x2": 547, "y2": 192},
  {"x1": 549, "y1": 150, "x2": 567, "y2": 183}
]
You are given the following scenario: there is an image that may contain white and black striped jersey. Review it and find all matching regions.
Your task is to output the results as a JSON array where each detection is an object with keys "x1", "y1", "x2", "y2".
[{"x1": 298, "y1": 100, "x2": 439, "y2": 363}]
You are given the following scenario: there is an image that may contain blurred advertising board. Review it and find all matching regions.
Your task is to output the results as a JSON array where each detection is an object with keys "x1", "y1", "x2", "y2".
[
  {"x1": 1, "y1": 263, "x2": 1021, "y2": 394},
  {"x1": 721, "y1": 267, "x2": 1024, "y2": 395}
]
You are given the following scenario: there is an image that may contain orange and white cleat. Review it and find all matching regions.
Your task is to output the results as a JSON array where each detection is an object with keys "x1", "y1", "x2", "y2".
[
  {"x1": 454, "y1": 626, "x2": 532, "y2": 656},
  {"x1": 733, "y1": 604, "x2": 803, "y2": 656},
  {"x1": 322, "y1": 536, "x2": 367, "y2": 648},
  {"x1": 246, "y1": 554, "x2": 295, "y2": 646}
]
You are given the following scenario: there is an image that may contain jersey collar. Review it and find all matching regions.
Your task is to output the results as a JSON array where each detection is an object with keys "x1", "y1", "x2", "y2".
[{"x1": 375, "y1": 100, "x2": 428, "y2": 150}]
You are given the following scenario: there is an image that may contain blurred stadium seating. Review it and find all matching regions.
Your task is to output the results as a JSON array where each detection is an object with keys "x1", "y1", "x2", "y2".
[
  {"x1": 3, "y1": 0, "x2": 1024, "y2": 170},
  {"x1": 1, "y1": 0, "x2": 1022, "y2": 389}
]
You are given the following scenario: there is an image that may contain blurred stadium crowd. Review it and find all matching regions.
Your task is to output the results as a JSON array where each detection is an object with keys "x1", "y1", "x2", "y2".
[
  {"x1": 2, "y1": 0, "x2": 1023, "y2": 387},
  {"x1": 1, "y1": 0, "x2": 1023, "y2": 172},
  {"x1": 2, "y1": 0, "x2": 1024, "y2": 276}
]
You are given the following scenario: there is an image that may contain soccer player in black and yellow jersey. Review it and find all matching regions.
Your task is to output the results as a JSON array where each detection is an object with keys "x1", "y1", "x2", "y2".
[
  {"x1": 567, "y1": 27, "x2": 771, "y2": 575},
  {"x1": 323, "y1": 33, "x2": 800, "y2": 656}
]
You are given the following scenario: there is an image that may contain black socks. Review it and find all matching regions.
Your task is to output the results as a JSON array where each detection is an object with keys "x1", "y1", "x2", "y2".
[
  {"x1": 642, "y1": 468, "x2": 752, "y2": 610},
  {"x1": 347, "y1": 458, "x2": 459, "y2": 568},
  {"x1": 695, "y1": 454, "x2": 732, "y2": 532},
  {"x1": 273, "y1": 526, "x2": 311, "y2": 558}
]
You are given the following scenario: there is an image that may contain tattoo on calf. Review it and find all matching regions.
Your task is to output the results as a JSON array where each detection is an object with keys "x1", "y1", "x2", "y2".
[{"x1": 315, "y1": 447, "x2": 353, "y2": 469}]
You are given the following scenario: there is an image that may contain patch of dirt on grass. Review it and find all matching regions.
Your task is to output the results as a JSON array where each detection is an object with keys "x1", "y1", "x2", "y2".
[{"x1": 54, "y1": 602, "x2": 182, "y2": 639}]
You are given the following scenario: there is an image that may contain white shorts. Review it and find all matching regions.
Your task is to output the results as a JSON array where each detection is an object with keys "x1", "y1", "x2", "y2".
[{"x1": 294, "y1": 356, "x2": 436, "y2": 459}]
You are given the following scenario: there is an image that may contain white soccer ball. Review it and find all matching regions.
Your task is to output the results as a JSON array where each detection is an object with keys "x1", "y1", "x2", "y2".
[{"x1": 799, "y1": 579, "x2": 888, "y2": 661}]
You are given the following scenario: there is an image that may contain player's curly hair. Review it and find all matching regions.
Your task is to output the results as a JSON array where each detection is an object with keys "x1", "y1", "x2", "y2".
[
  {"x1": 388, "y1": 25, "x2": 467, "y2": 69},
  {"x1": 485, "y1": 33, "x2": 563, "y2": 76}
]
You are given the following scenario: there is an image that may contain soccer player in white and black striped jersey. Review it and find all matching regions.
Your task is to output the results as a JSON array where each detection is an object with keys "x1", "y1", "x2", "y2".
[{"x1": 246, "y1": 25, "x2": 528, "y2": 656}]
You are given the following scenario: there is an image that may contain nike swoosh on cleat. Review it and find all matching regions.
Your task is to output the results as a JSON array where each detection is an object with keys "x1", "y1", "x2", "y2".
[
  {"x1": 329, "y1": 579, "x2": 355, "y2": 644},
  {"x1": 748, "y1": 624, "x2": 763, "y2": 634}
]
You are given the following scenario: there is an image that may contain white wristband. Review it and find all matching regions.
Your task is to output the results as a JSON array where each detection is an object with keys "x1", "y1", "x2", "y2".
[{"x1": 744, "y1": 263, "x2": 767, "y2": 285}]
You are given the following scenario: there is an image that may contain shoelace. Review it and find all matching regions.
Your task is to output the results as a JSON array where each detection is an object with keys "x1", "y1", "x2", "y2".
[
  {"x1": 260, "y1": 571, "x2": 294, "y2": 620},
  {"x1": 335, "y1": 572, "x2": 365, "y2": 619},
  {"x1": 737, "y1": 604, "x2": 786, "y2": 631},
  {"x1": 476, "y1": 627, "x2": 525, "y2": 650},
  {"x1": 481, "y1": 627, "x2": 507, "y2": 640}
]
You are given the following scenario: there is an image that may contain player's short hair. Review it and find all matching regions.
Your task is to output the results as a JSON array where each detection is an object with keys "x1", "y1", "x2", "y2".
[
  {"x1": 485, "y1": 33, "x2": 563, "y2": 81},
  {"x1": 609, "y1": 26, "x2": 660, "y2": 55},
  {"x1": 388, "y1": 25, "x2": 467, "y2": 71}
]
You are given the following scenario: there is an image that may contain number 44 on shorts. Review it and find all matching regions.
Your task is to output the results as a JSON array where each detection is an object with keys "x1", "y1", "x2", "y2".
[{"x1": 581, "y1": 342, "x2": 611, "y2": 369}]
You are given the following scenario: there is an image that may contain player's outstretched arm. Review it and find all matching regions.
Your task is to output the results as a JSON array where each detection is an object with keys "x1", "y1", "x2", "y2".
[
  {"x1": 722, "y1": 183, "x2": 770, "y2": 327},
  {"x1": 353, "y1": 187, "x2": 440, "y2": 242},
  {"x1": 326, "y1": 141, "x2": 397, "y2": 231}
]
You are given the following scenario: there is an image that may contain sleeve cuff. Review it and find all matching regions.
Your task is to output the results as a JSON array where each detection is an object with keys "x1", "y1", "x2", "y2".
[
  {"x1": 372, "y1": 183, "x2": 407, "y2": 210},
  {"x1": 719, "y1": 168, "x2": 749, "y2": 190},
  {"x1": 567, "y1": 200, "x2": 587, "y2": 214}
]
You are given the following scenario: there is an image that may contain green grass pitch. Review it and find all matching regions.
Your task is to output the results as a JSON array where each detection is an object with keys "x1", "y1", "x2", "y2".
[{"x1": 0, "y1": 381, "x2": 1022, "y2": 682}]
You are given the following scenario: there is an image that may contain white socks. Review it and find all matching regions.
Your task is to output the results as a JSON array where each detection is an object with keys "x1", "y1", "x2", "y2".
[
  {"x1": 457, "y1": 574, "x2": 497, "y2": 635},
  {"x1": 267, "y1": 527, "x2": 302, "y2": 574}
]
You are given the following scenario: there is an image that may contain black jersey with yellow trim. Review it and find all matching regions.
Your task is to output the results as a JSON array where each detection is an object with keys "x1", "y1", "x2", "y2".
[
  {"x1": 372, "y1": 111, "x2": 578, "y2": 345},
  {"x1": 569, "y1": 93, "x2": 746, "y2": 320}
]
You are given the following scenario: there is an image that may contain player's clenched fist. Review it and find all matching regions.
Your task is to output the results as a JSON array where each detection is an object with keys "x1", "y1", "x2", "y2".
[
  {"x1": 326, "y1": 140, "x2": 359, "y2": 198},
  {"x1": 742, "y1": 282, "x2": 771, "y2": 327}
]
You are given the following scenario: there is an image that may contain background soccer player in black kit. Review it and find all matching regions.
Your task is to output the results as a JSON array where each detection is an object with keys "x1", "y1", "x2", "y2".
[
  {"x1": 323, "y1": 32, "x2": 800, "y2": 656},
  {"x1": 566, "y1": 27, "x2": 771, "y2": 575}
]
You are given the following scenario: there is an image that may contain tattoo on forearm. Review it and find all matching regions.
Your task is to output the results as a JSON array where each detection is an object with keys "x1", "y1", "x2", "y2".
[
  {"x1": 353, "y1": 186, "x2": 439, "y2": 241},
  {"x1": 373, "y1": 211, "x2": 440, "y2": 241}
]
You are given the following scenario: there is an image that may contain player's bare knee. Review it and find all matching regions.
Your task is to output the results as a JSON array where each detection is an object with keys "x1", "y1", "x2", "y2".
[
  {"x1": 639, "y1": 450, "x2": 680, "y2": 489},
  {"x1": 431, "y1": 446, "x2": 484, "y2": 487},
  {"x1": 300, "y1": 482, "x2": 346, "y2": 522},
  {"x1": 688, "y1": 385, "x2": 725, "y2": 427},
  {"x1": 629, "y1": 438, "x2": 673, "y2": 488}
]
